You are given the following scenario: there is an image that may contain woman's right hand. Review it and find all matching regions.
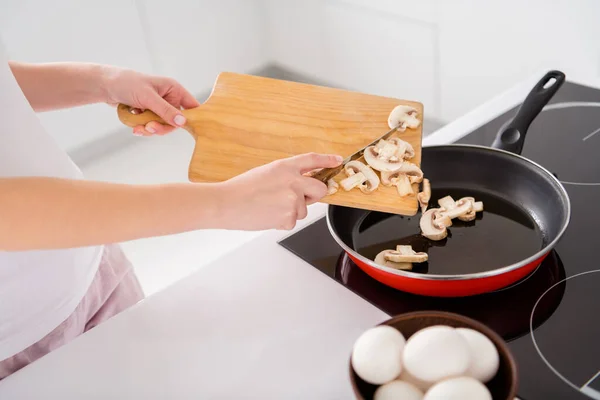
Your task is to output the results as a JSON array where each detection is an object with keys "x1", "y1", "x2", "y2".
[{"x1": 217, "y1": 153, "x2": 343, "y2": 231}]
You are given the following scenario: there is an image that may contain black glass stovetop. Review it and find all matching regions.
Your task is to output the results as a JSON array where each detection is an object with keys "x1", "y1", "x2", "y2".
[{"x1": 279, "y1": 81, "x2": 600, "y2": 400}]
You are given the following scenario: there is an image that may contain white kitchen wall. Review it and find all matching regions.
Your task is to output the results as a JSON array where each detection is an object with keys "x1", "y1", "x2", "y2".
[
  {"x1": 436, "y1": 0, "x2": 600, "y2": 121},
  {"x1": 263, "y1": 0, "x2": 600, "y2": 123},
  {"x1": 0, "y1": 0, "x2": 153, "y2": 152},
  {"x1": 136, "y1": 0, "x2": 268, "y2": 98},
  {"x1": 263, "y1": 0, "x2": 439, "y2": 117},
  {"x1": 1, "y1": 1, "x2": 599, "y2": 153},
  {"x1": 0, "y1": 0, "x2": 269, "y2": 153}
]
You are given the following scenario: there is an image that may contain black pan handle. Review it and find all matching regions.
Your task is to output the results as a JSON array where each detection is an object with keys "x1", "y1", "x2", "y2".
[{"x1": 491, "y1": 70, "x2": 565, "y2": 155}]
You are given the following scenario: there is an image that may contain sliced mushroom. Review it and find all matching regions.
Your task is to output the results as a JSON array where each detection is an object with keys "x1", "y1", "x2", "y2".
[
  {"x1": 417, "y1": 178, "x2": 431, "y2": 213},
  {"x1": 374, "y1": 250, "x2": 413, "y2": 270},
  {"x1": 456, "y1": 197, "x2": 485, "y2": 221},
  {"x1": 387, "y1": 245, "x2": 428, "y2": 263},
  {"x1": 380, "y1": 162, "x2": 423, "y2": 186},
  {"x1": 420, "y1": 208, "x2": 449, "y2": 241},
  {"x1": 397, "y1": 162, "x2": 423, "y2": 184},
  {"x1": 398, "y1": 140, "x2": 415, "y2": 159},
  {"x1": 386, "y1": 137, "x2": 415, "y2": 160},
  {"x1": 340, "y1": 172, "x2": 366, "y2": 191},
  {"x1": 374, "y1": 140, "x2": 399, "y2": 160},
  {"x1": 363, "y1": 143, "x2": 404, "y2": 172},
  {"x1": 380, "y1": 170, "x2": 400, "y2": 187},
  {"x1": 440, "y1": 200, "x2": 473, "y2": 219},
  {"x1": 438, "y1": 195, "x2": 456, "y2": 211},
  {"x1": 388, "y1": 105, "x2": 421, "y2": 131},
  {"x1": 342, "y1": 160, "x2": 380, "y2": 194},
  {"x1": 434, "y1": 213, "x2": 453, "y2": 229},
  {"x1": 326, "y1": 179, "x2": 339, "y2": 195},
  {"x1": 396, "y1": 174, "x2": 414, "y2": 196},
  {"x1": 456, "y1": 197, "x2": 476, "y2": 221}
]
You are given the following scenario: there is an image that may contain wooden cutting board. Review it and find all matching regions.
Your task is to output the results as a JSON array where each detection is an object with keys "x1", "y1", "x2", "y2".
[{"x1": 116, "y1": 72, "x2": 424, "y2": 215}]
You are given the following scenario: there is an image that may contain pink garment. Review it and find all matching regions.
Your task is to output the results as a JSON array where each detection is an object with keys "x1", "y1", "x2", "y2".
[{"x1": 0, "y1": 244, "x2": 144, "y2": 380}]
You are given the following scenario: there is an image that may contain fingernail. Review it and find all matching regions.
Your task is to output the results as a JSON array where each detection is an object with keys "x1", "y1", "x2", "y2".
[
  {"x1": 133, "y1": 130, "x2": 143, "y2": 136},
  {"x1": 174, "y1": 115, "x2": 186, "y2": 126},
  {"x1": 146, "y1": 125, "x2": 156, "y2": 134},
  {"x1": 335, "y1": 155, "x2": 343, "y2": 162}
]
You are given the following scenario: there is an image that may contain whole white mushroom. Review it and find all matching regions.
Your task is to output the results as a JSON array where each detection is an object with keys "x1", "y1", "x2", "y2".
[
  {"x1": 423, "y1": 376, "x2": 492, "y2": 400},
  {"x1": 455, "y1": 328, "x2": 500, "y2": 383},
  {"x1": 374, "y1": 380, "x2": 424, "y2": 400},
  {"x1": 402, "y1": 325, "x2": 471, "y2": 384},
  {"x1": 351, "y1": 325, "x2": 406, "y2": 385}
]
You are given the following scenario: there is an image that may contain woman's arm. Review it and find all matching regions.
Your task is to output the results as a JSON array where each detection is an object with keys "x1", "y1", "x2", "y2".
[
  {"x1": 0, "y1": 177, "x2": 225, "y2": 251},
  {"x1": 8, "y1": 61, "x2": 200, "y2": 136},
  {"x1": 0, "y1": 152, "x2": 342, "y2": 252},
  {"x1": 8, "y1": 61, "x2": 108, "y2": 112}
]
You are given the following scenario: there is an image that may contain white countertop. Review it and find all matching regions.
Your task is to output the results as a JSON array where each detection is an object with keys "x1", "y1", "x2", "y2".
[{"x1": 1, "y1": 70, "x2": 599, "y2": 399}]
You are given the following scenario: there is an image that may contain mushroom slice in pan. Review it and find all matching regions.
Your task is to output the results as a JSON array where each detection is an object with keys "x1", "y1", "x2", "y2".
[
  {"x1": 389, "y1": 245, "x2": 428, "y2": 263},
  {"x1": 456, "y1": 197, "x2": 476, "y2": 221},
  {"x1": 417, "y1": 178, "x2": 431, "y2": 213},
  {"x1": 420, "y1": 208, "x2": 449, "y2": 241},
  {"x1": 456, "y1": 197, "x2": 485, "y2": 221},
  {"x1": 388, "y1": 105, "x2": 421, "y2": 131},
  {"x1": 374, "y1": 250, "x2": 413, "y2": 270},
  {"x1": 438, "y1": 195, "x2": 456, "y2": 211},
  {"x1": 341, "y1": 160, "x2": 380, "y2": 194},
  {"x1": 473, "y1": 201, "x2": 484, "y2": 212},
  {"x1": 434, "y1": 213, "x2": 453, "y2": 229},
  {"x1": 440, "y1": 200, "x2": 473, "y2": 219}
]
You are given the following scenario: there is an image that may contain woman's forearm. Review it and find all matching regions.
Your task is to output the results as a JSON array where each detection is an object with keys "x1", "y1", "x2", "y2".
[
  {"x1": 8, "y1": 61, "x2": 108, "y2": 112},
  {"x1": 0, "y1": 177, "x2": 226, "y2": 251}
]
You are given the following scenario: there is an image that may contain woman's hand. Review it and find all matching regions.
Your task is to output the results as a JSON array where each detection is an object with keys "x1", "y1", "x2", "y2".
[
  {"x1": 216, "y1": 152, "x2": 343, "y2": 231},
  {"x1": 102, "y1": 67, "x2": 200, "y2": 136}
]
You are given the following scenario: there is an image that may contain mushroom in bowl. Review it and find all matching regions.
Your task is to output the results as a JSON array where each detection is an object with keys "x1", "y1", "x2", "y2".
[{"x1": 349, "y1": 311, "x2": 518, "y2": 400}]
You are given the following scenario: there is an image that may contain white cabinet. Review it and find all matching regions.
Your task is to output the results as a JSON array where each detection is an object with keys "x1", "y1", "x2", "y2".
[
  {"x1": 138, "y1": 0, "x2": 269, "y2": 98},
  {"x1": 0, "y1": 0, "x2": 153, "y2": 152},
  {"x1": 436, "y1": 0, "x2": 600, "y2": 121}
]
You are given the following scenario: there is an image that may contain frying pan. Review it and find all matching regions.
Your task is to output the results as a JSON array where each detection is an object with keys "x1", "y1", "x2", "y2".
[{"x1": 326, "y1": 70, "x2": 570, "y2": 297}]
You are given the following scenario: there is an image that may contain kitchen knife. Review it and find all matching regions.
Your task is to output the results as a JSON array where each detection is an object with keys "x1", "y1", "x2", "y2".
[{"x1": 308, "y1": 126, "x2": 400, "y2": 184}]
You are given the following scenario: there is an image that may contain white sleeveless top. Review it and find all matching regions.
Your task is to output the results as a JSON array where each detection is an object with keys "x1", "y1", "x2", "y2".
[{"x1": 0, "y1": 36, "x2": 103, "y2": 361}]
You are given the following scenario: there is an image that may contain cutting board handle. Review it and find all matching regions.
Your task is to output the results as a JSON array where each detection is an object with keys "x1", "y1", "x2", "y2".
[{"x1": 116, "y1": 103, "x2": 193, "y2": 128}]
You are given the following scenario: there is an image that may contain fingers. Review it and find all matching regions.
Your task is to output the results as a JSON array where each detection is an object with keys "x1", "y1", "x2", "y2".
[
  {"x1": 144, "y1": 92, "x2": 187, "y2": 128},
  {"x1": 144, "y1": 121, "x2": 176, "y2": 135},
  {"x1": 133, "y1": 123, "x2": 175, "y2": 137},
  {"x1": 178, "y1": 88, "x2": 201, "y2": 109},
  {"x1": 285, "y1": 152, "x2": 344, "y2": 174},
  {"x1": 133, "y1": 125, "x2": 152, "y2": 137},
  {"x1": 300, "y1": 177, "x2": 328, "y2": 205}
]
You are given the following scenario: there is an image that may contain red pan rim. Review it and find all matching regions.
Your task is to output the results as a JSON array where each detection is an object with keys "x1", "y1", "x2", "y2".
[{"x1": 325, "y1": 143, "x2": 572, "y2": 281}]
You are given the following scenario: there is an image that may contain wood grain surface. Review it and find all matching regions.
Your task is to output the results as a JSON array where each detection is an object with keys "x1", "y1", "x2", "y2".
[{"x1": 116, "y1": 72, "x2": 424, "y2": 215}]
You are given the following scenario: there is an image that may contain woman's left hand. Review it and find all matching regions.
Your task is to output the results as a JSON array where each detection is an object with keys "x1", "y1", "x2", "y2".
[{"x1": 102, "y1": 67, "x2": 200, "y2": 136}]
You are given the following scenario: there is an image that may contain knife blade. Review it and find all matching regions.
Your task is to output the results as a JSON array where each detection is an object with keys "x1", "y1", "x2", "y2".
[{"x1": 309, "y1": 126, "x2": 399, "y2": 184}]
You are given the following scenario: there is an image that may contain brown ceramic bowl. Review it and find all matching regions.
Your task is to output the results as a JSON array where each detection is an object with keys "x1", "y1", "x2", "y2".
[{"x1": 349, "y1": 311, "x2": 518, "y2": 400}]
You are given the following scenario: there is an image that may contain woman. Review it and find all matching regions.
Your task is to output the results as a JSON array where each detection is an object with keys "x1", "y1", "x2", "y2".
[{"x1": 0, "y1": 37, "x2": 341, "y2": 379}]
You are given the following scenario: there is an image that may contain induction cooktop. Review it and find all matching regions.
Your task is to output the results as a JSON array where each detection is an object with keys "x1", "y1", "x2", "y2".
[{"x1": 279, "y1": 80, "x2": 600, "y2": 400}]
